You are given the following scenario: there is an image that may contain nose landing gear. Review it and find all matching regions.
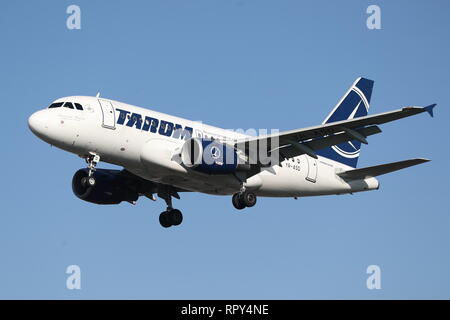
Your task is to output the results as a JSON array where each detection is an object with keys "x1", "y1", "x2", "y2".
[{"x1": 81, "y1": 152, "x2": 100, "y2": 187}]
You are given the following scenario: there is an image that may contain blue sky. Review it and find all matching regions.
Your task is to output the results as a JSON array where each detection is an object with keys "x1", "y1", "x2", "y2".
[{"x1": 0, "y1": 0, "x2": 449, "y2": 299}]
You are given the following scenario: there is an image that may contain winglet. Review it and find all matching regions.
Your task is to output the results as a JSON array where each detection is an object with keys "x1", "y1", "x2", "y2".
[{"x1": 424, "y1": 104, "x2": 436, "y2": 117}]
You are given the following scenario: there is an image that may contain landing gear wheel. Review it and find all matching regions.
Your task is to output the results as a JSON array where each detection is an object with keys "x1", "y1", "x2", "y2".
[
  {"x1": 232, "y1": 191, "x2": 257, "y2": 210},
  {"x1": 157, "y1": 186, "x2": 184, "y2": 228},
  {"x1": 159, "y1": 211, "x2": 172, "y2": 228},
  {"x1": 159, "y1": 209, "x2": 183, "y2": 228},
  {"x1": 242, "y1": 191, "x2": 257, "y2": 207},
  {"x1": 170, "y1": 209, "x2": 183, "y2": 226},
  {"x1": 87, "y1": 176, "x2": 96, "y2": 187},
  {"x1": 81, "y1": 175, "x2": 96, "y2": 188},
  {"x1": 232, "y1": 193, "x2": 246, "y2": 210}
]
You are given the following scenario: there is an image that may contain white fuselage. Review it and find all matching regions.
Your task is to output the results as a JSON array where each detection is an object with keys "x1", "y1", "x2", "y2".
[{"x1": 28, "y1": 96, "x2": 379, "y2": 198}]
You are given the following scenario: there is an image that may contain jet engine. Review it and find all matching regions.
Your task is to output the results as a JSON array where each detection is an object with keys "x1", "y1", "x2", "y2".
[{"x1": 72, "y1": 168, "x2": 139, "y2": 205}]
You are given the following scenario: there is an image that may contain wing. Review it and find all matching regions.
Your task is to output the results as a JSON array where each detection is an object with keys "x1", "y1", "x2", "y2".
[{"x1": 235, "y1": 104, "x2": 436, "y2": 165}]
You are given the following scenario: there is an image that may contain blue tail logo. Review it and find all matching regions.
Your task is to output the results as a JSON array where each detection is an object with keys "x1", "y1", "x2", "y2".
[{"x1": 316, "y1": 77, "x2": 374, "y2": 168}]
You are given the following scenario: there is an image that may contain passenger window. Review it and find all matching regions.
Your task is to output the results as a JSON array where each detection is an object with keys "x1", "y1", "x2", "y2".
[
  {"x1": 64, "y1": 102, "x2": 74, "y2": 109},
  {"x1": 74, "y1": 103, "x2": 83, "y2": 110},
  {"x1": 48, "y1": 102, "x2": 63, "y2": 108}
]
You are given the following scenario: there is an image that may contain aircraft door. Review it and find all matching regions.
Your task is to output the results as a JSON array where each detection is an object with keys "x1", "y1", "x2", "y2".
[
  {"x1": 306, "y1": 156, "x2": 318, "y2": 183},
  {"x1": 98, "y1": 99, "x2": 116, "y2": 129}
]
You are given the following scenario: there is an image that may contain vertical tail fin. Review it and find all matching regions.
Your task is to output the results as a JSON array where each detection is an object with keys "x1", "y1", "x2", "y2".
[{"x1": 316, "y1": 77, "x2": 374, "y2": 168}]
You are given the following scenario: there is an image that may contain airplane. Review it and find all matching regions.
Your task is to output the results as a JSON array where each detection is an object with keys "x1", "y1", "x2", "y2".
[{"x1": 28, "y1": 77, "x2": 435, "y2": 228}]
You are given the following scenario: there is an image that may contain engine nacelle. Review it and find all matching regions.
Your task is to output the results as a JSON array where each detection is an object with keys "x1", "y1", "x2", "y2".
[
  {"x1": 181, "y1": 138, "x2": 246, "y2": 174},
  {"x1": 72, "y1": 169, "x2": 139, "y2": 205}
]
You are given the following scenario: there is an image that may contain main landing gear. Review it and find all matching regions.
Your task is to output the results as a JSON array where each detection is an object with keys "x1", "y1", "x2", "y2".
[
  {"x1": 159, "y1": 209, "x2": 183, "y2": 228},
  {"x1": 158, "y1": 186, "x2": 183, "y2": 228},
  {"x1": 81, "y1": 152, "x2": 100, "y2": 187},
  {"x1": 232, "y1": 189, "x2": 257, "y2": 210}
]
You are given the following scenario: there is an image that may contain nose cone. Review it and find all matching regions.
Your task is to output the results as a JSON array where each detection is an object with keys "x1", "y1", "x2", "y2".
[{"x1": 28, "y1": 110, "x2": 48, "y2": 139}]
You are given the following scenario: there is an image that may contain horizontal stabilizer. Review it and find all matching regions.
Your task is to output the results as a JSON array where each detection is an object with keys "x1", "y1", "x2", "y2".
[{"x1": 336, "y1": 158, "x2": 430, "y2": 180}]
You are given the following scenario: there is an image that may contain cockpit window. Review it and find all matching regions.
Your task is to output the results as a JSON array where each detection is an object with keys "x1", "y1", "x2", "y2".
[
  {"x1": 64, "y1": 102, "x2": 74, "y2": 109},
  {"x1": 48, "y1": 101, "x2": 84, "y2": 110},
  {"x1": 48, "y1": 102, "x2": 64, "y2": 108}
]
